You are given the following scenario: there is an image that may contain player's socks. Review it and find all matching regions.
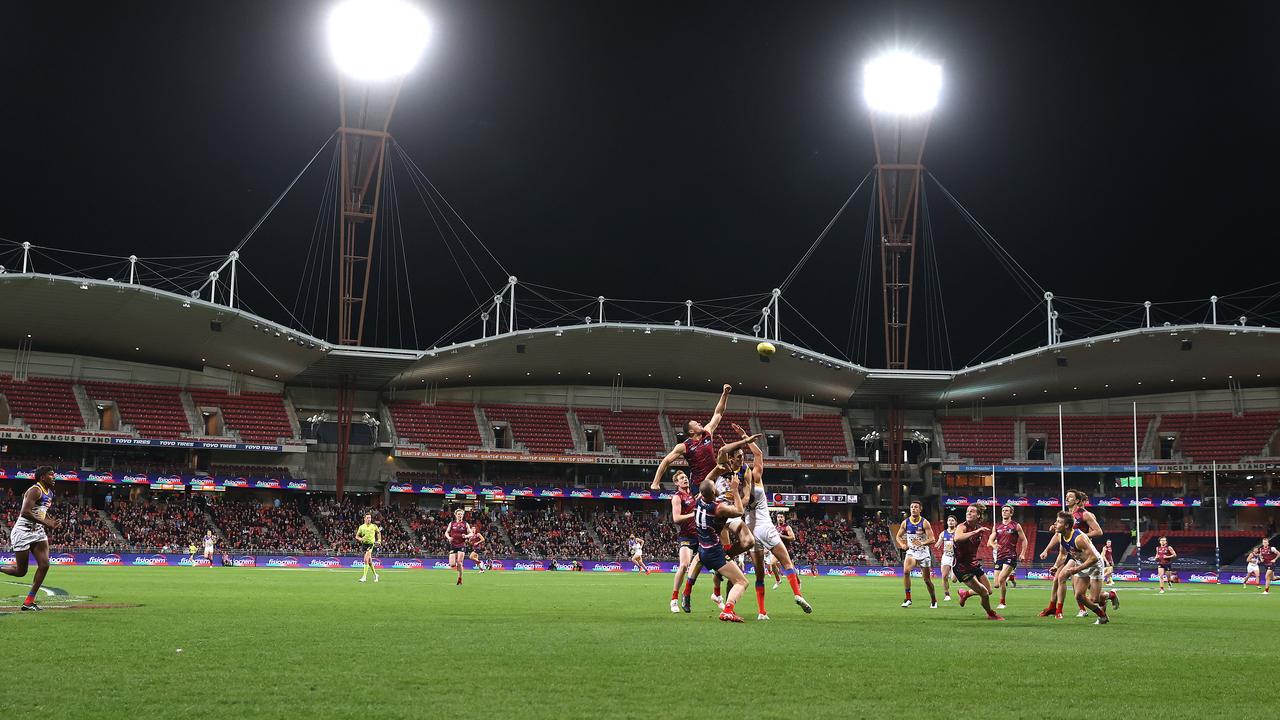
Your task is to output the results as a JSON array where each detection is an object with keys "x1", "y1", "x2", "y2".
[
  {"x1": 904, "y1": 589, "x2": 912, "y2": 602},
  {"x1": 24, "y1": 591, "x2": 36, "y2": 607},
  {"x1": 671, "y1": 590, "x2": 679, "y2": 600},
  {"x1": 713, "y1": 572, "x2": 723, "y2": 596},
  {"x1": 784, "y1": 568, "x2": 802, "y2": 596},
  {"x1": 1077, "y1": 601, "x2": 1087, "y2": 612},
  {"x1": 755, "y1": 580, "x2": 767, "y2": 614},
  {"x1": 1000, "y1": 590, "x2": 1006, "y2": 604}
]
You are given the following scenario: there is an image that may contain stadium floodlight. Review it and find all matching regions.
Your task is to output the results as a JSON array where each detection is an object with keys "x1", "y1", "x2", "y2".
[
  {"x1": 863, "y1": 51, "x2": 942, "y2": 115},
  {"x1": 328, "y1": 0, "x2": 432, "y2": 81}
]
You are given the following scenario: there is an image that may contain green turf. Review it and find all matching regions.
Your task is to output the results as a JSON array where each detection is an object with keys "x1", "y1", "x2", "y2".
[{"x1": 1, "y1": 567, "x2": 1276, "y2": 719}]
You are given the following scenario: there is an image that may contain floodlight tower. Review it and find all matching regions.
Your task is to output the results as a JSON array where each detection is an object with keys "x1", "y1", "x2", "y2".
[
  {"x1": 863, "y1": 51, "x2": 941, "y2": 513},
  {"x1": 327, "y1": 0, "x2": 431, "y2": 496}
]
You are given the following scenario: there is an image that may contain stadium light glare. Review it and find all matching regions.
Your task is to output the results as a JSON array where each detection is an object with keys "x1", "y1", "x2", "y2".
[
  {"x1": 863, "y1": 51, "x2": 941, "y2": 115},
  {"x1": 328, "y1": 0, "x2": 432, "y2": 81}
]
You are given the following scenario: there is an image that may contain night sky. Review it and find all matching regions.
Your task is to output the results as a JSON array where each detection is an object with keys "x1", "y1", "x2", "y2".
[{"x1": 3, "y1": 1, "x2": 1278, "y2": 369}]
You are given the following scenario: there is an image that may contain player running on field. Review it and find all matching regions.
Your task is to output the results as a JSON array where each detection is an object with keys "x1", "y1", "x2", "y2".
[
  {"x1": 468, "y1": 527, "x2": 488, "y2": 572},
  {"x1": 988, "y1": 505, "x2": 1027, "y2": 609},
  {"x1": 445, "y1": 508, "x2": 472, "y2": 586},
  {"x1": 694, "y1": 466, "x2": 750, "y2": 623},
  {"x1": 1050, "y1": 511, "x2": 1117, "y2": 625},
  {"x1": 0, "y1": 466, "x2": 60, "y2": 611},
  {"x1": 1155, "y1": 536, "x2": 1178, "y2": 594},
  {"x1": 1102, "y1": 539, "x2": 1115, "y2": 585},
  {"x1": 188, "y1": 541, "x2": 199, "y2": 565},
  {"x1": 203, "y1": 530, "x2": 216, "y2": 567},
  {"x1": 934, "y1": 515, "x2": 958, "y2": 600},
  {"x1": 1039, "y1": 489, "x2": 1102, "y2": 618},
  {"x1": 1257, "y1": 538, "x2": 1277, "y2": 594},
  {"x1": 895, "y1": 500, "x2": 937, "y2": 608},
  {"x1": 726, "y1": 423, "x2": 811, "y2": 620},
  {"x1": 951, "y1": 504, "x2": 1003, "y2": 620},
  {"x1": 772, "y1": 513, "x2": 795, "y2": 589},
  {"x1": 357, "y1": 513, "x2": 381, "y2": 583},
  {"x1": 627, "y1": 535, "x2": 649, "y2": 575},
  {"x1": 1244, "y1": 546, "x2": 1261, "y2": 589}
]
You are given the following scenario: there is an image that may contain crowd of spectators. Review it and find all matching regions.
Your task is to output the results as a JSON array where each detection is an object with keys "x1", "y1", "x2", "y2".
[
  {"x1": 205, "y1": 498, "x2": 325, "y2": 553},
  {"x1": 400, "y1": 505, "x2": 513, "y2": 557},
  {"x1": 210, "y1": 465, "x2": 292, "y2": 478},
  {"x1": 309, "y1": 499, "x2": 418, "y2": 556},
  {"x1": 860, "y1": 513, "x2": 900, "y2": 564},
  {"x1": 499, "y1": 508, "x2": 597, "y2": 559},
  {"x1": 592, "y1": 509, "x2": 677, "y2": 559},
  {"x1": 107, "y1": 497, "x2": 210, "y2": 552},
  {"x1": 787, "y1": 516, "x2": 869, "y2": 564}
]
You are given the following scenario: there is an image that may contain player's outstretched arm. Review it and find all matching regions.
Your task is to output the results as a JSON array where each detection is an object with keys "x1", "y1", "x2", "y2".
[
  {"x1": 651, "y1": 446, "x2": 684, "y2": 490},
  {"x1": 716, "y1": 433, "x2": 763, "y2": 465},
  {"x1": 703, "y1": 384, "x2": 732, "y2": 436},
  {"x1": 953, "y1": 523, "x2": 987, "y2": 542},
  {"x1": 1040, "y1": 533, "x2": 1060, "y2": 560}
]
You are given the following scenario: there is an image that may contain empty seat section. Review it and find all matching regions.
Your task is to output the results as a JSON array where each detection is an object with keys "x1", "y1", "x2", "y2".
[
  {"x1": 1158, "y1": 412, "x2": 1280, "y2": 463},
  {"x1": 1023, "y1": 415, "x2": 1152, "y2": 465},
  {"x1": 0, "y1": 375, "x2": 82, "y2": 433},
  {"x1": 387, "y1": 402, "x2": 480, "y2": 451},
  {"x1": 756, "y1": 413, "x2": 849, "y2": 461},
  {"x1": 575, "y1": 408, "x2": 665, "y2": 457},
  {"x1": 938, "y1": 417, "x2": 1016, "y2": 464},
  {"x1": 188, "y1": 389, "x2": 295, "y2": 443},
  {"x1": 484, "y1": 404, "x2": 573, "y2": 455},
  {"x1": 82, "y1": 381, "x2": 190, "y2": 439}
]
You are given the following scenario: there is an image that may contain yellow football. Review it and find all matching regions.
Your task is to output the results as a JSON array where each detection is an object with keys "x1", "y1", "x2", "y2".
[{"x1": 756, "y1": 341, "x2": 776, "y2": 356}]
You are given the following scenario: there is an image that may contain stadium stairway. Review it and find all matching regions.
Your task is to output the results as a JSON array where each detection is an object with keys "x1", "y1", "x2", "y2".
[
  {"x1": 489, "y1": 519, "x2": 516, "y2": 555},
  {"x1": 584, "y1": 521, "x2": 607, "y2": 555},
  {"x1": 393, "y1": 514, "x2": 416, "y2": 547},
  {"x1": 202, "y1": 506, "x2": 227, "y2": 543},
  {"x1": 852, "y1": 526, "x2": 871, "y2": 559},
  {"x1": 301, "y1": 515, "x2": 325, "y2": 546},
  {"x1": 97, "y1": 508, "x2": 127, "y2": 545}
]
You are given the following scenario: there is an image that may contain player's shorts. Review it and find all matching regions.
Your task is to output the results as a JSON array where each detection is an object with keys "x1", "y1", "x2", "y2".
[
  {"x1": 9, "y1": 523, "x2": 47, "y2": 552},
  {"x1": 1247, "y1": 563, "x2": 1260, "y2": 574},
  {"x1": 470, "y1": 544, "x2": 484, "y2": 554},
  {"x1": 726, "y1": 517, "x2": 744, "y2": 532},
  {"x1": 953, "y1": 562, "x2": 983, "y2": 582},
  {"x1": 677, "y1": 536, "x2": 698, "y2": 554},
  {"x1": 1157, "y1": 562, "x2": 1172, "y2": 572},
  {"x1": 905, "y1": 547, "x2": 931, "y2": 567},
  {"x1": 940, "y1": 553, "x2": 955, "y2": 567},
  {"x1": 698, "y1": 543, "x2": 728, "y2": 572},
  {"x1": 1071, "y1": 560, "x2": 1104, "y2": 581},
  {"x1": 995, "y1": 557, "x2": 1018, "y2": 571},
  {"x1": 631, "y1": 551, "x2": 644, "y2": 561},
  {"x1": 362, "y1": 542, "x2": 377, "y2": 555},
  {"x1": 750, "y1": 524, "x2": 783, "y2": 551},
  {"x1": 449, "y1": 545, "x2": 467, "y2": 555}
]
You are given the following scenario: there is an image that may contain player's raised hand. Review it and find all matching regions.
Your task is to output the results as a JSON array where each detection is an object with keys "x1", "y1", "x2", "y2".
[
  {"x1": 731, "y1": 422, "x2": 748, "y2": 438},
  {"x1": 722, "y1": 384, "x2": 732, "y2": 394}
]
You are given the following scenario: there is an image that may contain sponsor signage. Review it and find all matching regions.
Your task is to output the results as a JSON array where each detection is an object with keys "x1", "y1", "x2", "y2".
[
  {"x1": 1228, "y1": 496, "x2": 1280, "y2": 507},
  {"x1": 943, "y1": 495, "x2": 1201, "y2": 508},
  {"x1": 0, "y1": 467, "x2": 307, "y2": 491},
  {"x1": 948, "y1": 461, "x2": 1280, "y2": 473},
  {"x1": 0, "y1": 429, "x2": 302, "y2": 453},
  {"x1": 393, "y1": 445, "x2": 856, "y2": 471}
]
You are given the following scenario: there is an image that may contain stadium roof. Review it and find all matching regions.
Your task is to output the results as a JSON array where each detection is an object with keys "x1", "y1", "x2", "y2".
[{"x1": 1, "y1": 273, "x2": 1276, "y2": 406}]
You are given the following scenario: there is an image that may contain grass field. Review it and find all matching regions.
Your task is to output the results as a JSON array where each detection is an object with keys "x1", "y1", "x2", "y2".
[{"x1": 2, "y1": 567, "x2": 1275, "y2": 719}]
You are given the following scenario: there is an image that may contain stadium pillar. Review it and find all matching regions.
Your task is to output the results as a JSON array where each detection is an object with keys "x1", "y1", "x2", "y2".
[
  {"x1": 887, "y1": 400, "x2": 904, "y2": 514},
  {"x1": 336, "y1": 373, "x2": 355, "y2": 499}
]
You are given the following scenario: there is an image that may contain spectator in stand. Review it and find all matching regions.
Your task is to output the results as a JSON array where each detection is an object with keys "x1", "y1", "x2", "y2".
[
  {"x1": 204, "y1": 498, "x2": 326, "y2": 554},
  {"x1": 592, "y1": 510, "x2": 676, "y2": 560},
  {"x1": 499, "y1": 508, "x2": 598, "y2": 559}
]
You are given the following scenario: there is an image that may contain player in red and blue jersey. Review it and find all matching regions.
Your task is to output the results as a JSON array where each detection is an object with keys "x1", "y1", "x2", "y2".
[
  {"x1": 1039, "y1": 489, "x2": 1102, "y2": 618},
  {"x1": 987, "y1": 505, "x2": 1027, "y2": 609},
  {"x1": 444, "y1": 508, "x2": 472, "y2": 586},
  {"x1": 651, "y1": 383, "x2": 732, "y2": 491},
  {"x1": 1155, "y1": 536, "x2": 1178, "y2": 594},
  {"x1": 1, "y1": 466, "x2": 59, "y2": 611},
  {"x1": 952, "y1": 503, "x2": 1003, "y2": 620},
  {"x1": 694, "y1": 469, "x2": 750, "y2": 623},
  {"x1": 668, "y1": 470, "x2": 700, "y2": 613},
  {"x1": 1259, "y1": 539, "x2": 1278, "y2": 594}
]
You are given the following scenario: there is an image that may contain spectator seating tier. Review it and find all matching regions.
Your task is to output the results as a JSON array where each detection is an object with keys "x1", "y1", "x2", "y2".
[
  {"x1": 0, "y1": 375, "x2": 83, "y2": 434},
  {"x1": 388, "y1": 402, "x2": 480, "y2": 450},
  {"x1": 82, "y1": 381, "x2": 190, "y2": 439},
  {"x1": 188, "y1": 389, "x2": 295, "y2": 443},
  {"x1": 574, "y1": 408, "x2": 665, "y2": 457}
]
